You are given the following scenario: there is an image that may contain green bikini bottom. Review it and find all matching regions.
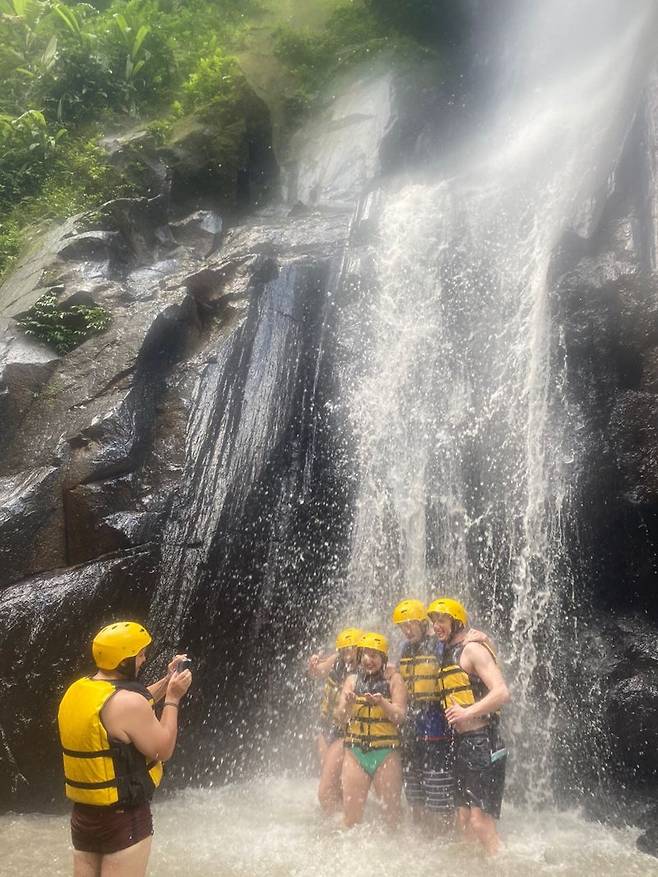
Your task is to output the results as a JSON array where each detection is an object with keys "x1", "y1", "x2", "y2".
[{"x1": 347, "y1": 747, "x2": 396, "y2": 777}]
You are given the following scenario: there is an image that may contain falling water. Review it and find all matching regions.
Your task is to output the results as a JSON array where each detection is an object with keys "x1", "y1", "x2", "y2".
[{"x1": 343, "y1": 0, "x2": 658, "y2": 802}]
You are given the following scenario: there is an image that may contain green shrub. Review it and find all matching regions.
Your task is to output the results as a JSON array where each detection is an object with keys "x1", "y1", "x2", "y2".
[
  {"x1": 0, "y1": 110, "x2": 66, "y2": 205},
  {"x1": 0, "y1": 133, "x2": 144, "y2": 280},
  {"x1": 273, "y1": 1, "x2": 430, "y2": 123},
  {"x1": 16, "y1": 290, "x2": 112, "y2": 353},
  {"x1": 0, "y1": 216, "x2": 24, "y2": 276}
]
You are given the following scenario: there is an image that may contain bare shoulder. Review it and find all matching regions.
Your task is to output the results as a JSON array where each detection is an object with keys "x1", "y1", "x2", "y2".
[
  {"x1": 388, "y1": 670, "x2": 404, "y2": 687},
  {"x1": 104, "y1": 689, "x2": 151, "y2": 718},
  {"x1": 461, "y1": 641, "x2": 496, "y2": 670}
]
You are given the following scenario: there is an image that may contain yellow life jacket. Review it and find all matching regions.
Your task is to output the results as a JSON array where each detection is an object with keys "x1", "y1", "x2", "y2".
[
  {"x1": 319, "y1": 658, "x2": 347, "y2": 724},
  {"x1": 399, "y1": 635, "x2": 441, "y2": 703},
  {"x1": 345, "y1": 671, "x2": 400, "y2": 751},
  {"x1": 58, "y1": 677, "x2": 163, "y2": 807},
  {"x1": 438, "y1": 640, "x2": 496, "y2": 709}
]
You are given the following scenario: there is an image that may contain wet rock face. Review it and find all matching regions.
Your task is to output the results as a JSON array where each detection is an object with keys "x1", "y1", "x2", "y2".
[
  {"x1": 0, "y1": 546, "x2": 159, "y2": 810},
  {"x1": 550, "y1": 76, "x2": 658, "y2": 835},
  {"x1": 283, "y1": 60, "x2": 445, "y2": 208}
]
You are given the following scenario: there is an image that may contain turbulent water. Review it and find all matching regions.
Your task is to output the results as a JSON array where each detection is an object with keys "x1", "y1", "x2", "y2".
[
  {"x1": 341, "y1": 0, "x2": 658, "y2": 801},
  {"x1": 2, "y1": 777, "x2": 656, "y2": 877}
]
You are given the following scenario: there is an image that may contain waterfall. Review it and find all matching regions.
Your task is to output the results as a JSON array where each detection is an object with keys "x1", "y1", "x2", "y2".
[{"x1": 341, "y1": 0, "x2": 658, "y2": 803}]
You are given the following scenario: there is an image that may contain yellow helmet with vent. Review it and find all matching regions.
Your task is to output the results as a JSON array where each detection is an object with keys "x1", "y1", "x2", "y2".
[
  {"x1": 358, "y1": 632, "x2": 389, "y2": 656},
  {"x1": 426, "y1": 598, "x2": 468, "y2": 626},
  {"x1": 336, "y1": 628, "x2": 364, "y2": 650},
  {"x1": 391, "y1": 599, "x2": 428, "y2": 624},
  {"x1": 92, "y1": 621, "x2": 152, "y2": 670}
]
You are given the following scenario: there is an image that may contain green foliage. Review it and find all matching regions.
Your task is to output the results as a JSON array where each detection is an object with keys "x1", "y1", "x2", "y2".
[
  {"x1": 16, "y1": 290, "x2": 112, "y2": 352},
  {"x1": 0, "y1": 0, "x2": 463, "y2": 284},
  {"x1": 273, "y1": 1, "x2": 431, "y2": 123},
  {"x1": 0, "y1": 109, "x2": 66, "y2": 202},
  {"x1": 0, "y1": 215, "x2": 24, "y2": 274},
  {"x1": 0, "y1": 133, "x2": 143, "y2": 278}
]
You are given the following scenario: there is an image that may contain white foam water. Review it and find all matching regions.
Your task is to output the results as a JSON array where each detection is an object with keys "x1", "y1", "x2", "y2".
[{"x1": 2, "y1": 777, "x2": 656, "y2": 876}]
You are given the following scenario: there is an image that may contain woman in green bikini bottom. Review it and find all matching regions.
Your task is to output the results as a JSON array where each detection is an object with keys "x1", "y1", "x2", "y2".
[{"x1": 335, "y1": 632, "x2": 407, "y2": 829}]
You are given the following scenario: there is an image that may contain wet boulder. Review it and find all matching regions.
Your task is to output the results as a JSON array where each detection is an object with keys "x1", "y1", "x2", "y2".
[
  {"x1": 0, "y1": 467, "x2": 65, "y2": 588},
  {"x1": 609, "y1": 391, "x2": 658, "y2": 505},
  {"x1": 0, "y1": 333, "x2": 59, "y2": 455},
  {"x1": 284, "y1": 60, "x2": 444, "y2": 208},
  {"x1": 0, "y1": 545, "x2": 159, "y2": 811},
  {"x1": 170, "y1": 209, "x2": 223, "y2": 256},
  {"x1": 99, "y1": 196, "x2": 176, "y2": 266}
]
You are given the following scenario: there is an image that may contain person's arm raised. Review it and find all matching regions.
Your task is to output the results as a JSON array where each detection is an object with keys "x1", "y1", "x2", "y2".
[
  {"x1": 147, "y1": 653, "x2": 189, "y2": 703},
  {"x1": 333, "y1": 674, "x2": 356, "y2": 724},
  {"x1": 307, "y1": 652, "x2": 338, "y2": 678},
  {"x1": 113, "y1": 670, "x2": 192, "y2": 762}
]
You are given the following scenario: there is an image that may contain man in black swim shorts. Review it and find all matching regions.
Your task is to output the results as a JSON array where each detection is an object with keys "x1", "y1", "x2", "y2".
[{"x1": 428, "y1": 598, "x2": 510, "y2": 856}]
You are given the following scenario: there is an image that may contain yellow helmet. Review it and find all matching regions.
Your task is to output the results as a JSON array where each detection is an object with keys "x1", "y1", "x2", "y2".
[
  {"x1": 358, "y1": 632, "x2": 389, "y2": 656},
  {"x1": 92, "y1": 621, "x2": 152, "y2": 670},
  {"x1": 426, "y1": 598, "x2": 468, "y2": 627},
  {"x1": 391, "y1": 599, "x2": 427, "y2": 625},
  {"x1": 336, "y1": 627, "x2": 364, "y2": 650}
]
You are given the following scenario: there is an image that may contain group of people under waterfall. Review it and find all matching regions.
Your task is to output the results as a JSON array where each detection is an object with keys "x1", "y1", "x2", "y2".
[
  {"x1": 54, "y1": 597, "x2": 509, "y2": 877},
  {"x1": 308, "y1": 597, "x2": 510, "y2": 856}
]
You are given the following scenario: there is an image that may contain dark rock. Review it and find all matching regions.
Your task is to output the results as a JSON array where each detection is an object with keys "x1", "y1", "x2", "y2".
[
  {"x1": 56, "y1": 230, "x2": 121, "y2": 264},
  {"x1": 0, "y1": 217, "x2": 79, "y2": 320},
  {"x1": 0, "y1": 545, "x2": 159, "y2": 810},
  {"x1": 0, "y1": 334, "x2": 59, "y2": 455},
  {"x1": 99, "y1": 126, "x2": 170, "y2": 197},
  {"x1": 0, "y1": 467, "x2": 65, "y2": 587},
  {"x1": 609, "y1": 391, "x2": 658, "y2": 504},
  {"x1": 64, "y1": 477, "x2": 137, "y2": 565},
  {"x1": 100, "y1": 196, "x2": 176, "y2": 265},
  {"x1": 162, "y1": 90, "x2": 277, "y2": 212},
  {"x1": 170, "y1": 209, "x2": 223, "y2": 255}
]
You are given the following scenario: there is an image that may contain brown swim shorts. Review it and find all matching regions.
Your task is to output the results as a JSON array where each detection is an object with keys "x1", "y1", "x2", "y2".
[{"x1": 71, "y1": 802, "x2": 153, "y2": 854}]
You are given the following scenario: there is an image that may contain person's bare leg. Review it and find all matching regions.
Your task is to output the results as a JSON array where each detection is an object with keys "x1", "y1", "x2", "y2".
[
  {"x1": 73, "y1": 850, "x2": 102, "y2": 877},
  {"x1": 341, "y1": 751, "x2": 371, "y2": 828},
  {"x1": 100, "y1": 837, "x2": 152, "y2": 877},
  {"x1": 469, "y1": 807, "x2": 502, "y2": 856},
  {"x1": 316, "y1": 733, "x2": 328, "y2": 764},
  {"x1": 318, "y1": 739, "x2": 345, "y2": 814},
  {"x1": 456, "y1": 805, "x2": 476, "y2": 842},
  {"x1": 372, "y1": 753, "x2": 402, "y2": 830}
]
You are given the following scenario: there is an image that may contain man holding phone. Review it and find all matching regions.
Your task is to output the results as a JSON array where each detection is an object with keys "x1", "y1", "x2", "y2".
[{"x1": 58, "y1": 621, "x2": 192, "y2": 876}]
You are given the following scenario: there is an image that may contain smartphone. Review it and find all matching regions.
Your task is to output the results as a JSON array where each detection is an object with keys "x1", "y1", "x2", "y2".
[{"x1": 176, "y1": 659, "x2": 192, "y2": 673}]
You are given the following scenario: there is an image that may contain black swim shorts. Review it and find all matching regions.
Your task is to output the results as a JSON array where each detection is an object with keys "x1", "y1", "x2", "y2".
[
  {"x1": 453, "y1": 730, "x2": 507, "y2": 819},
  {"x1": 402, "y1": 739, "x2": 455, "y2": 813},
  {"x1": 71, "y1": 801, "x2": 153, "y2": 854}
]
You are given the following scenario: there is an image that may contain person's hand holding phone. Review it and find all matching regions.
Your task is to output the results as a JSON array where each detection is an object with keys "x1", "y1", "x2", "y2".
[
  {"x1": 167, "y1": 666, "x2": 192, "y2": 700},
  {"x1": 167, "y1": 654, "x2": 188, "y2": 677}
]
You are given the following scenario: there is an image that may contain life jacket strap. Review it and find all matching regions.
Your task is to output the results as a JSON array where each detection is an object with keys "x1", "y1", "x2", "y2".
[
  {"x1": 65, "y1": 777, "x2": 117, "y2": 790},
  {"x1": 62, "y1": 747, "x2": 116, "y2": 758}
]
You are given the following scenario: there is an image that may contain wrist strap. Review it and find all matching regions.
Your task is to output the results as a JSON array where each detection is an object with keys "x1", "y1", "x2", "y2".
[{"x1": 163, "y1": 701, "x2": 179, "y2": 709}]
